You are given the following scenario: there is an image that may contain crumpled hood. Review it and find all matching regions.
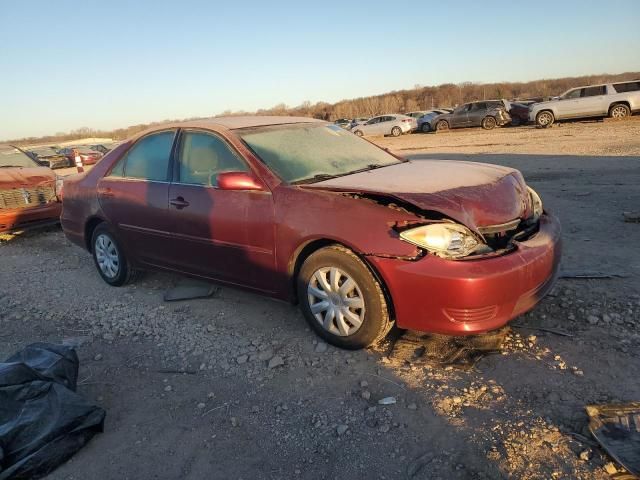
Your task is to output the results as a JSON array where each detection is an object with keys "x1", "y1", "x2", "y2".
[
  {"x1": 305, "y1": 160, "x2": 532, "y2": 231},
  {"x1": 0, "y1": 167, "x2": 56, "y2": 189}
]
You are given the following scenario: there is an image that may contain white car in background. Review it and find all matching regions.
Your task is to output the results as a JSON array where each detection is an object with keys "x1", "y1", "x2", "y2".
[
  {"x1": 351, "y1": 114, "x2": 414, "y2": 137},
  {"x1": 529, "y1": 80, "x2": 640, "y2": 127}
]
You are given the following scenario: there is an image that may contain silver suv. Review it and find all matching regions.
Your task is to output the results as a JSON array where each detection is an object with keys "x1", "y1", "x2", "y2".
[{"x1": 529, "y1": 80, "x2": 640, "y2": 127}]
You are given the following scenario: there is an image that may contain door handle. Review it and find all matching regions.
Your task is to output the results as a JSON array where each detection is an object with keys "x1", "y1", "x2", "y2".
[
  {"x1": 100, "y1": 187, "x2": 115, "y2": 198},
  {"x1": 170, "y1": 197, "x2": 190, "y2": 209}
]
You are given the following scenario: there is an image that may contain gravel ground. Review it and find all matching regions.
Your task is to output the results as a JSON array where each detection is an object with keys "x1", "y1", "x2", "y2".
[{"x1": 1, "y1": 120, "x2": 639, "y2": 479}]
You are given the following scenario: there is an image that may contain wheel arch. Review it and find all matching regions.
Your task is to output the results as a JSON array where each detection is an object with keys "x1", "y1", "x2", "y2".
[
  {"x1": 609, "y1": 101, "x2": 631, "y2": 111},
  {"x1": 287, "y1": 238, "x2": 396, "y2": 320},
  {"x1": 84, "y1": 216, "x2": 106, "y2": 252}
]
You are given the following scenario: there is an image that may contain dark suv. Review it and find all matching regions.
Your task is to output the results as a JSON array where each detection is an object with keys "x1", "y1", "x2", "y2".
[{"x1": 429, "y1": 100, "x2": 511, "y2": 131}]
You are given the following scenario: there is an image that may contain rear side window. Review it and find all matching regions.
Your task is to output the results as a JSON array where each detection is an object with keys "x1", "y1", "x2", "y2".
[
  {"x1": 583, "y1": 86, "x2": 606, "y2": 97},
  {"x1": 111, "y1": 131, "x2": 175, "y2": 181},
  {"x1": 177, "y1": 131, "x2": 247, "y2": 186},
  {"x1": 613, "y1": 81, "x2": 640, "y2": 93}
]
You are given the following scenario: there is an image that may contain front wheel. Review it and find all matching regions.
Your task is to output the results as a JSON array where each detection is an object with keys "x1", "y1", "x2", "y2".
[
  {"x1": 609, "y1": 103, "x2": 630, "y2": 119},
  {"x1": 297, "y1": 246, "x2": 392, "y2": 349},
  {"x1": 91, "y1": 223, "x2": 136, "y2": 286},
  {"x1": 536, "y1": 110, "x2": 554, "y2": 128},
  {"x1": 391, "y1": 126, "x2": 402, "y2": 137},
  {"x1": 481, "y1": 116, "x2": 497, "y2": 130},
  {"x1": 421, "y1": 123, "x2": 431, "y2": 133}
]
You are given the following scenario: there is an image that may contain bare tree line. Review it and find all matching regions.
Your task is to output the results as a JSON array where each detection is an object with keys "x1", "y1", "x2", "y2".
[{"x1": 7, "y1": 71, "x2": 639, "y2": 146}]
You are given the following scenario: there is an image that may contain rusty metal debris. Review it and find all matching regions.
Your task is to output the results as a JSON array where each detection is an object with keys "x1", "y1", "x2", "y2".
[
  {"x1": 586, "y1": 402, "x2": 640, "y2": 477},
  {"x1": 390, "y1": 328, "x2": 509, "y2": 368}
]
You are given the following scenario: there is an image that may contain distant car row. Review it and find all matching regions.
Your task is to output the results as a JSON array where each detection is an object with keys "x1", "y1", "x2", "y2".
[
  {"x1": 24, "y1": 142, "x2": 120, "y2": 169},
  {"x1": 333, "y1": 79, "x2": 640, "y2": 136}
]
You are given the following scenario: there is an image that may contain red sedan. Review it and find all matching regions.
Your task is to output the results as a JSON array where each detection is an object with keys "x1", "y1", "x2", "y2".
[
  {"x1": 0, "y1": 145, "x2": 62, "y2": 233},
  {"x1": 58, "y1": 146, "x2": 103, "y2": 166},
  {"x1": 61, "y1": 117, "x2": 561, "y2": 349}
]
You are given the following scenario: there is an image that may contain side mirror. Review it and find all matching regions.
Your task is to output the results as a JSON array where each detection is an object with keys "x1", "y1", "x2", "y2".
[{"x1": 217, "y1": 171, "x2": 265, "y2": 191}]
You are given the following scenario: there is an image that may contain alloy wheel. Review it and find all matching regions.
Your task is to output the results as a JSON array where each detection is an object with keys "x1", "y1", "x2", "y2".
[
  {"x1": 307, "y1": 267, "x2": 365, "y2": 337},
  {"x1": 611, "y1": 105, "x2": 628, "y2": 118}
]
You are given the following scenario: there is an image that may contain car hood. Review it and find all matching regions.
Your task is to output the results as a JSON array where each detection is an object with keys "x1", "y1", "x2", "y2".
[
  {"x1": 0, "y1": 167, "x2": 56, "y2": 189},
  {"x1": 303, "y1": 160, "x2": 532, "y2": 231}
]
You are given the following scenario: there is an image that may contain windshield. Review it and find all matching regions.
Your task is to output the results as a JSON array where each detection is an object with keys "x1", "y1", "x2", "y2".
[
  {"x1": 238, "y1": 123, "x2": 402, "y2": 184},
  {"x1": 0, "y1": 147, "x2": 37, "y2": 168}
]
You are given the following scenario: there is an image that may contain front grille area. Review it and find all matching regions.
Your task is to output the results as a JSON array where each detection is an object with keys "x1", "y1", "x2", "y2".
[
  {"x1": 0, "y1": 185, "x2": 56, "y2": 210},
  {"x1": 443, "y1": 305, "x2": 498, "y2": 323}
]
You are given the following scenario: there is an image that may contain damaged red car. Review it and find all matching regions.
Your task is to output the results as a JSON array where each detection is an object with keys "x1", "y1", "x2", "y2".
[
  {"x1": 0, "y1": 145, "x2": 62, "y2": 233},
  {"x1": 61, "y1": 117, "x2": 561, "y2": 349}
]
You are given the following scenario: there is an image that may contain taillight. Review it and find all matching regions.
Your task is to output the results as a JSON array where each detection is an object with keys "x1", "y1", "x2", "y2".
[{"x1": 402, "y1": 119, "x2": 411, "y2": 123}]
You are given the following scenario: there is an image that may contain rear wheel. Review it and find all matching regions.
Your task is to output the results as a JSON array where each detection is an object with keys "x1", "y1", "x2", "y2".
[
  {"x1": 391, "y1": 126, "x2": 402, "y2": 137},
  {"x1": 297, "y1": 246, "x2": 392, "y2": 349},
  {"x1": 609, "y1": 103, "x2": 630, "y2": 119},
  {"x1": 435, "y1": 120, "x2": 449, "y2": 131},
  {"x1": 536, "y1": 110, "x2": 554, "y2": 128},
  {"x1": 421, "y1": 123, "x2": 431, "y2": 133},
  {"x1": 91, "y1": 223, "x2": 136, "y2": 286},
  {"x1": 354, "y1": 130, "x2": 363, "y2": 137},
  {"x1": 481, "y1": 116, "x2": 497, "y2": 130}
]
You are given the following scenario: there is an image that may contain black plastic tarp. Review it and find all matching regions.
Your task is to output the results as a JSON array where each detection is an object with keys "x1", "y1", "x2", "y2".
[{"x1": 0, "y1": 343, "x2": 105, "y2": 479}]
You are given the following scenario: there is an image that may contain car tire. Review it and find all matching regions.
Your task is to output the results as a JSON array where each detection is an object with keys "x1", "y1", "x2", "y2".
[
  {"x1": 510, "y1": 117, "x2": 521, "y2": 127},
  {"x1": 391, "y1": 126, "x2": 402, "y2": 137},
  {"x1": 421, "y1": 123, "x2": 431, "y2": 133},
  {"x1": 354, "y1": 130, "x2": 363, "y2": 137},
  {"x1": 536, "y1": 110, "x2": 554, "y2": 128},
  {"x1": 91, "y1": 223, "x2": 136, "y2": 286},
  {"x1": 481, "y1": 116, "x2": 497, "y2": 130},
  {"x1": 435, "y1": 120, "x2": 449, "y2": 131},
  {"x1": 609, "y1": 103, "x2": 630, "y2": 119},
  {"x1": 297, "y1": 245, "x2": 393, "y2": 350}
]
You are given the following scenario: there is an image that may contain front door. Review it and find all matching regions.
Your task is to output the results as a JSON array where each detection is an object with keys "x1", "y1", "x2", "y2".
[
  {"x1": 450, "y1": 104, "x2": 470, "y2": 127},
  {"x1": 166, "y1": 130, "x2": 276, "y2": 292},
  {"x1": 97, "y1": 130, "x2": 176, "y2": 266}
]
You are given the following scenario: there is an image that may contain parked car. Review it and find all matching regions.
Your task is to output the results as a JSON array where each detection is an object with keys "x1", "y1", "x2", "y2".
[
  {"x1": 333, "y1": 118, "x2": 352, "y2": 129},
  {"x1": 405, "y1": 111, "x2": 430, "y2": 119},
  {"x1": 351, "y1": 114, "x2": 414, "y2": 137},
  {"x1": 417, "y1": 109, "x2": 453, "y2": 132},
  {"x1": 429, "y1": 101, "x2": 511, "y2": 131},
  {"x1": 26, "y1": 146, "x2": 71, "y2": 169},
  {"x1": 0, "y1": 145, "x2": 62, "y2": 233},
  {"x1": 508, "y1": 102, "x2": 535, "y2": 126},
  {"x1": 348, "y1": 117, "x2": 369, "y2": 129},
  {"x1": 90, "y1": 143, "x2": 119, "y2": 155},
  {"x1": 61, "y1": 116, "x2": 560, "y2": 349},
  {"x1": 58, "y1": 146, "x2": 103, "y2": 166},
  {"x1": 529, "y1": 80, "x2": 640, "y2": 127}
]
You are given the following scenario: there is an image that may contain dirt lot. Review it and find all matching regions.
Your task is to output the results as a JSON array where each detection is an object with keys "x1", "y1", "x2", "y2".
[{"x1": 1, "y1": 120, "x2": 639, "y2": 479}]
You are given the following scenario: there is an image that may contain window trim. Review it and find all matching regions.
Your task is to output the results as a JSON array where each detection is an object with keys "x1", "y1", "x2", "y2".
[
  {"x1": 171, "y1": 128, "x2": 253, "y2": 188},
  {"x1": 106, "y1": 129, "x2": 178, "y2": 182}
]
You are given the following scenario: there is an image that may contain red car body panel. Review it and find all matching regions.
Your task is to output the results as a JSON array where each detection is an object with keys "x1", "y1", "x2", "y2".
[
  {"x1": 0, "y1": 166, "x2": 61, "y2": 232},
  {"x1": 61, "y1": 117, "x2": 561, "y2": 336}
]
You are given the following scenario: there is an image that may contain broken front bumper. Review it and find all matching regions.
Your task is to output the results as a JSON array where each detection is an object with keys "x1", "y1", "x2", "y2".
[
  {"x1": 368, "y1": 213, "x2": 561, "y2": 335},
  {"x1": 0, "y1": 202, "x2": 62, "y2": 233}
]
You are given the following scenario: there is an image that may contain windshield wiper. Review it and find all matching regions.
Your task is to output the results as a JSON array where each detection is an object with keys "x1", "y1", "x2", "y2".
[
  {"x1": 292, "y1": 173, "x2": 339, "y2": 185},
  {"x1": 346, "y1": 163, "x2": 387, "y2": 175},
  {"x1": 0, "y1": 165, "x2": 24, "y2": 168}
]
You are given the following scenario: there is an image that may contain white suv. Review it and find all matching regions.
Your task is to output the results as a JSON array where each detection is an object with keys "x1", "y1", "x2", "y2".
[{"x1": 529, "y1": 80, "x2": 640, "y2": 127}]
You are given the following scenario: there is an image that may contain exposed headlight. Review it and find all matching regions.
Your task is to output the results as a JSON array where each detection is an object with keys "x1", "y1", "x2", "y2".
[
  {"x1": 528, "y1": 186, "x2": 543, "y2": 221},
  {"x1": 399, "y1": 223, "x2": 482, "y2": 259}
]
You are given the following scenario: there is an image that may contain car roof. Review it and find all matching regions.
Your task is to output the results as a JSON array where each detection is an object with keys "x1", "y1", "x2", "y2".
[{"x1": 137, "y1": 116, "x2": 325, "y2": 136}]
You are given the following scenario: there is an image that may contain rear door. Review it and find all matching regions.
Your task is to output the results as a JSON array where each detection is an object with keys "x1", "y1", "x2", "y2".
[
  {"x1": 580, "y1": 85, "x2": 607, "y2": 116},
  {"x1": 97, "y1": 130, "x2": 176, "y2": 266},
  {"x1": 467, "y1": 102, "x2": 486, "y2": 126},
  {"x1": 165, "y1": 129, "x2": 276, "y2": 291}
]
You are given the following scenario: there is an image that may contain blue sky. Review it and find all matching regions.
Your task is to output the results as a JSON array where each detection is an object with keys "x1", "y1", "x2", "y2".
[{"x1": 1, "y1": 0, "x2": 639, "y2": 139}]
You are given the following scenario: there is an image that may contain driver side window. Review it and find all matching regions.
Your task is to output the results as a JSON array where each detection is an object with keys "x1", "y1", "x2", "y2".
[{"x1": 178, "y1": 131, "x2": 248, "y2": 186}]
